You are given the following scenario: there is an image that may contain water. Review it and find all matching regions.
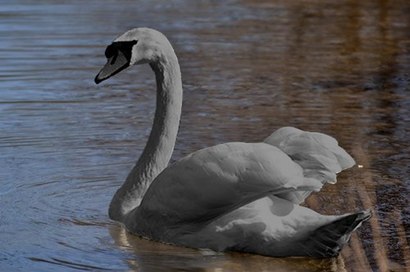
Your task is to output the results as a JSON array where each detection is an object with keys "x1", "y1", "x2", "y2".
[{"x1": 0, "y1": 0, "x2": 409, "y2": 271}]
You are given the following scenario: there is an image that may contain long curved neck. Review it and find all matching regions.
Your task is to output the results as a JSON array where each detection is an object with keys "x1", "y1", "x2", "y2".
[{"x1": 109, "y1": 48, "x2": 182, "y2": 221}]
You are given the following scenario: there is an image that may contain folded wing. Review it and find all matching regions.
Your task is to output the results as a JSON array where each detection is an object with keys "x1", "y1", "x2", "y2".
[
  {"x1": 264, "y1": 127, "x2": 355, "y2": 204},
  {"x1": 135, "y1": 127, "x2": 355, "y2": 239},
  {"x1": 136, "y1": 142, "x2": 322, "y2": 237}
]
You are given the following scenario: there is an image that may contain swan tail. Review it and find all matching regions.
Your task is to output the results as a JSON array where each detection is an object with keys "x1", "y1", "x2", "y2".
[{"x1": 300, "y1": 210, "x2": 371, "y2": 257}]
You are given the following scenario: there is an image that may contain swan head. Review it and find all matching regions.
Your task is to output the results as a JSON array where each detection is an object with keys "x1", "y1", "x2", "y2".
[{"x1": 95, "y1": 27, "x2": 172, "y2": 84}]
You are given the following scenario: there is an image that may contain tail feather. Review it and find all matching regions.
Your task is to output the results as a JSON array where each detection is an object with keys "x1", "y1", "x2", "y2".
[{"x1": 300, "y1": 210, "x2": 372, "y2": 257}]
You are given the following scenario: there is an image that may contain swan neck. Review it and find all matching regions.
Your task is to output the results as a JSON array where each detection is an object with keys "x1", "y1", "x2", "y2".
[{"x1": 109, "y1": 49, "x2": 182, "y2": 221}]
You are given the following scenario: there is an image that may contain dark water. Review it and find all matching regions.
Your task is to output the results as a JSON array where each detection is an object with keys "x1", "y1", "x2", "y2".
[{"x1": 1, "y1": 0, "x2": 409, "y2": 271}]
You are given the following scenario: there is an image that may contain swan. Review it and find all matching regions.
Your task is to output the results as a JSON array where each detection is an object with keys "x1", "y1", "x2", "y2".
[{"x1": 95, "y1": 27, "x2": 371, "y2": 257}]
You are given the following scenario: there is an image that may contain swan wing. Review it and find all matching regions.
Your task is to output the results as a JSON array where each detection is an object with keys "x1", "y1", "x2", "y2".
[
  {"x1": 264, "y1": 127, "x2": 355, "y2": 203},
  {"x1": 135, "y1": 142, "x2": 322, "y2": 236}
]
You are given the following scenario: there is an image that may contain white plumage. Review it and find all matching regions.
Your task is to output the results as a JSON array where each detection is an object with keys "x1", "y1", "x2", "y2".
[{"x1": 95, "y1": 27, "x2": 371, "y2": 257}]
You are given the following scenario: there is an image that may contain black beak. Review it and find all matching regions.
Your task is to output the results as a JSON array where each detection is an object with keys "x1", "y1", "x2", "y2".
[{"x1": 94, "y1": 50, "x2": 130, "y2": 84}]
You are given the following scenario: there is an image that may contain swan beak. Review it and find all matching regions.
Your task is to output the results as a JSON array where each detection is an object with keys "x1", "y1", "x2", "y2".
[{"x1": 95, "y1": 50, "x2": 130, "y2": 84}]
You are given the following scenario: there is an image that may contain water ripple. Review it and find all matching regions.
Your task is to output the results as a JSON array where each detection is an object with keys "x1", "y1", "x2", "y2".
[{"x1": 1, "y1": 0, "x2": 409, "y2": 271}]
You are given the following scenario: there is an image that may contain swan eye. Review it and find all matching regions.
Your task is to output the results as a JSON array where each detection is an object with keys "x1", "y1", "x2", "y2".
[
  {"x1": 105, "y1": 45, "x2": 117, "y2": 59},
  {"x1": 105, "y1": 40, "x2": 138, "y2": 61}
]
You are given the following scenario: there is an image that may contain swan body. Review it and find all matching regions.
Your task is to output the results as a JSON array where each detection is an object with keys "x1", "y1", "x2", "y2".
[{"x1": 95, "y1": 27, "x2": 370, "y2": 257}]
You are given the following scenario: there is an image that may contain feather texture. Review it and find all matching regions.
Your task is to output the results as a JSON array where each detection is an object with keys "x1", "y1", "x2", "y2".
[
  {"x1": 264, "y1": 127, "x2": 355, "y2": 204},
  {"x1": 133, "y1": 142, "x2": 323, "y2": 239}
]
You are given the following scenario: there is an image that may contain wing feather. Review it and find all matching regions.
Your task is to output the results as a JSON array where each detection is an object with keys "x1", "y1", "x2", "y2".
[
  {"x1": 134, "y1": 127, "x2": 355, "y2": 239},
  {"x1": 136, "y1": 142, "x2": 321, "y2": 236},
  {"x1": 264, "y1": 127, "x2": 355, "y2": 203}
]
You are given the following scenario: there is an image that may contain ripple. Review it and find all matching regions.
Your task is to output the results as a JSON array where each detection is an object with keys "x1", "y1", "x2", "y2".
[
  {"x1": 1, "y1": 0, "x2": 409, "y2": 271},
  {"x1": 27, "y1": 257, "x2": 114, "y2": 271}
]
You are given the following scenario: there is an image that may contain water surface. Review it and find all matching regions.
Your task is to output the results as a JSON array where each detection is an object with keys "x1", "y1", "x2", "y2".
[{"x1": 1, "y1": 0, "x2": 409, "y2": 271}]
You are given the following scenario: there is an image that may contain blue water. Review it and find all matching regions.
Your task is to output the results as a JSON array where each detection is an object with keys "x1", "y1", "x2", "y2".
[{"x1": 1, "y1": 0, "x2": 409, "y2": 271}]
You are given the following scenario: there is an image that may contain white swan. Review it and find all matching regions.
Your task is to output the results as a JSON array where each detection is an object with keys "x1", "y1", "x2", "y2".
[{"x1": 95, "y1": 27, "x2": 371, "y2": 257}]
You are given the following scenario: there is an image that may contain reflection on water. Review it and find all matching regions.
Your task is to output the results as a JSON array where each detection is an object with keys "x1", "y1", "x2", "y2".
[
  {"x1": 0, "y1": 0, "x2": 409, "y2": 271},
  {"x1": 109, "y1": 224, "x2": 349, "y2": 272}
]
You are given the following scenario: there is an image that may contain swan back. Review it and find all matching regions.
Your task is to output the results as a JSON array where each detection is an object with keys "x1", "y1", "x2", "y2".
[{"x1": 131, "y1": 142, "x2": 324, "y2": 239}]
